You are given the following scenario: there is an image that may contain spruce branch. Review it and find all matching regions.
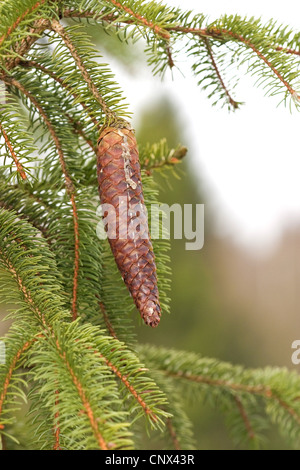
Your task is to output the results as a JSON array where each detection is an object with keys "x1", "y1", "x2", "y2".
[
  {"x1": 140, "y1": 139, "x2": 187, "y2": 173},
  {"x1": 101, "y1": 351, "x2": 161, "y2": 425},
  {"x1": 51, "y1": 19, "x2": 118, "y2": 123},
  {"x1": 140, "y1": 345, "x2": 300, "y2": 447},
  {"x1": 98, "y1": 299, "x2": 119, "y2": 340},
  {"x1": 1, "y1": 74, "x2": 81, "y2": 319},
  {"x1": 54, "y1": 339, "x2": 109, "y2": 450},
  {"x1": 275, "y1": 45, "x2": 300, "y2": 56},
  {"x1": 0, "y1": 337, "x2": 36, "y2": 430},
  {"x1": 53, "y1": 387, "x2": 61, "y2": 450},
  {"x1": 1, "y1": 0, "x2": 300, "y2": 450},
  {"x1": 216, "y1": 28, "x2": 299, "y2": 99},
  {"x1": 166, "y1": 417, "x2": 181, "y2": 450},
  {"x1": 234, "y1": 396, "x2": 256, "y2": 442},
  {"x1": 19, "y1": 59, "x2": 100, "y2": 129},
  {"x1": 0, "y1": 0, "x2": 46, "y2": 48},
  {"x1": 0, "y1": 122, "x2": 27, "y2": 180},
  {"x1": 65, "y1": 113, "x2": 98, "y2": 153},
  {"x1": 104, "y1": 0, "x2": 171, "y2": 40},
  {"x1": 0, "y1": 212, "x2": 135, "y2": 449},
  {"x1": 203, "y1": 37, "x2": 239, "y2": 110}
]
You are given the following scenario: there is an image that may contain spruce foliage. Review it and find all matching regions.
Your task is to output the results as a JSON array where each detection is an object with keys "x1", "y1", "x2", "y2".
[{"x1": 0, "y1": 0, "x2": 299, "y2": 450}]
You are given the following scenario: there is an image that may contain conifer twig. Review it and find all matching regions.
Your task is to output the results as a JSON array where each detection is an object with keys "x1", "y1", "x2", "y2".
[
  {"x1": 98, "y1": 300, "x2": 119, "y2": 340},
  {"x1": 165, "y1": 371, "x2": 300, "y2": 425},
  {"x1": 0, "y1": 122, "x2": 27, "y2": 180},
  {"x1": 61, "y1": 10, "x2": 300, "y2": 58},
  {"x1": 99, "y1": 353, "x2": 158, "y2": 423},
  {"x1": 19, "y1": 60, "x2": 100, "y2": 129},
  {"x1": 203, "y1": 37, "x2": 239, "y2": 110},
  {"x1": 51, "y1": 20, "x2": 116, "y2": 122},
  {"x1": 218, "y1": 29, "x2": 299, "y2": 98},
  {"x1": 0, "y1": 338, "x2": 35, "y2": 429},
  {"x1": 53, "y1": 387, "x2": 61, "y2": 450},
  {"x1": 166, "y1": 417, "x2": 181, "y2": 450},
  {"x1": 0, "y1": 0, "x2": 45, "y2": 47},
  {"x1": 0, "y1": 248, "x2": 108, "y2": 450},
  {"x1": 105, "y1": 0, "x2": 170, "y2": 40},
  {"x1": 234, "y1": 396, "x2": 256, "y2": 441},
  {"x1": 5, "y1": 18, "x2": 50, "y2": 71},
  {"x1": 1, "y1": 75, "x2": 80, "y2": 320}
]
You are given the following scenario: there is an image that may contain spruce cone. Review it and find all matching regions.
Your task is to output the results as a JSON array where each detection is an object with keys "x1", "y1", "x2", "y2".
[{"x1": 97, "y1": 125, "x2": 161, "y2": 327}]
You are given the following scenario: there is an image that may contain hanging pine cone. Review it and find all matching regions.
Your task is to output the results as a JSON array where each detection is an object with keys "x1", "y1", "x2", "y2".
[{"x1": 97, "y1": 125, "x2": 161, "y2": 327}]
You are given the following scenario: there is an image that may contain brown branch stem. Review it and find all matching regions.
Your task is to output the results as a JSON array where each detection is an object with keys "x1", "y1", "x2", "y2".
[
  {"x1": 1, "y1": 74, "x2": 80, "y2": 320},
  {"x1": 51, "y1": 20, "x2": 115, "y2": 121},
  {"x1": 19, "y1": 60, "x2": 100, "y2": 130},
  {"x1": 0, "y1": 0, "x2": 45, "y2": 48},
  {"x1": 53, "y1": 387, "x2": 61, "y2": 450},
  {"x1": 98, "y1": 300, "x2": 119, "y2": 340},
  {"x1": 0, "y1": 339, "x2": 35, "y2": 427},
  {"x1": 0, "y1": 122, "x2": 27, "y2": 179},
  {"x1": 166, "y1": 418, "x2": 181, "y2": 450},
  {"x1": 165, "y1": 370, "x2": 300, "y2": 425},
  {"x1": 99, "y1": 352, "x2": 158, "y2": 424},
  {"x1": 105, "y1": 0, "x2": 170, "y2": 40},
  {"x1": 203, "y1": 37, "x2": 239, "y2": 109},
  {"x1": 62, "y1": 10, "x2": 300, "y2": 58},
  {"x1": 234, "y1": 396, "x2": 256, "y2": 441},
  {"x1": 0, "y1": 248, "x2": 107, "y2": 450}
]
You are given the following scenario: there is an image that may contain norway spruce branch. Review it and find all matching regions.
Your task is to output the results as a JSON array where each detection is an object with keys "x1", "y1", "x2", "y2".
[
  {"x1": 1, "y1": 73, "x2": 81, "y2": 319},
  {"x1": 0, "y1": 0, "x2": 300, "y2": 450},
  {"x1": 0, "y1": 210, "x2": 171, "y2": 448},
  {"x1": 0, "y1": 93, "x2": 38, "y2": 181},
  {"x1": 139, "y1": 345, "x2": 300, "y2": 448},
  {"x1": 60, "y1": 3, "x2": 300, "y2": 107}
]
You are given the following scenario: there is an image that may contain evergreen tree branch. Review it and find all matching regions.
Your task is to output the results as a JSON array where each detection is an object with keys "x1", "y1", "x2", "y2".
[
  {"x1": 0, "y1": 215, "x2": 133, "y2": 449},
  {"x1": 99, "y1": 352, "x2": 159, "y2": 424},
  {"x1": 3, "y1": 17, "x2": 50, "y2": 71},
  {"x1": 0, "y1": 180, "x2": 53, "y2": 240},
  {"x1": 1, "y1": 74, "x2": 80, "y2": 319},
  {"x1": 0, "y1": 208, "x2": 168, "y2": 440},
  {"x1": 216, "y1": 28, "x2": 299, "y2": 99},
  {"x1": 0, "y1": 122, "x2": 27, "y2": 180},
  {"x1": 0, "y1": 338, "x2": 36, "y2": 430},
  {"x1": 234, "y1": 396, "x2": 256, "y2": 442},
  {"x1": 98, "y1": 299, "x2": 119, "y2": 340},
  {"x1": 140, "y1": 140, "x2": 187, "y2": 173},
  {"x1": 54, "y1": 340, "x2": 109, "y2": 450},
  {"x1": 19, "y1": 60, "x2": 100, "y2": 129},
  {"x1": 275, "y1": 45, "x2": 300, "y2": 56},
  {"x1": 65, "y1": 113, "x2": 98, "y2": 153},
  {"x1": 0, "y1": 0, "x2": 46, "y2": 48},
  {"x1": 140, "y1": 346, "x2": 300, "y2": 447},
  {"x1": 104, "y1": 0, "x2": 171, "y2": 40},
  {"x1": 202, "y1": 37, "x2": 239, "y2": 110},
  {"x1": 165, "y1": 369, "x2": 300, "y2": 423},
  {"x1": 166, "y1": 417, "x2": 181, "y2": 450},
  {"x1": 51, "y1": 19, "x2": 117, "y2": 122},
  {"x1": 61, "y1": 10, "x2": 300, "y2": 58},
  {"x1": 166, "y1": 25, "x2": 300, "y2": 58},
  {"x1": 53, "y1": 387, "x2": 61, "y2": 450}
]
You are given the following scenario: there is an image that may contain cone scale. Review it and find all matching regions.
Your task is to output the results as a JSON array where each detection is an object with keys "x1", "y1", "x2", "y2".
[{"x1": 97, "y1": 126, "x2": 161, "y2": 327}]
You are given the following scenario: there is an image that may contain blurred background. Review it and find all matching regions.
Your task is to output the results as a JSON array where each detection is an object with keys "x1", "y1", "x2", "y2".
[{"x1": 1, "y1": 0, "x2": 300, "y2": 450}]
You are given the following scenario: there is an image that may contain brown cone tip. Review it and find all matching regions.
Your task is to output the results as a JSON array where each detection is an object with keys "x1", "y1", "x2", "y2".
[
  {"x1": 141, "y1": 300, "x2": 161, "y2": 328},
  {"x1": 97, "y1": 125, "x2": 161, "y2": 328}
]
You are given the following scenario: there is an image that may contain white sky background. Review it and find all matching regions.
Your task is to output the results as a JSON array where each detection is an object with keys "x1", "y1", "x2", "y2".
[{"x1": 112, "y1": 0, "x2": 300, "y2": 254}]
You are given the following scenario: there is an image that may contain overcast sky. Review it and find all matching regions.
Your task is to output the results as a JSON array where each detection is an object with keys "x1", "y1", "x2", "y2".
[{"x1": 118, "y1": 1, "x2": 300, "y2": 253}]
